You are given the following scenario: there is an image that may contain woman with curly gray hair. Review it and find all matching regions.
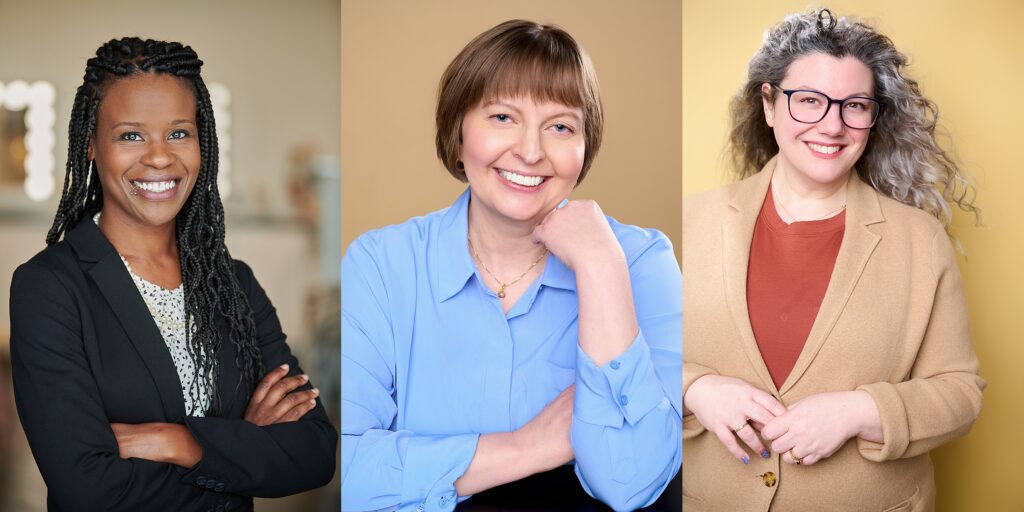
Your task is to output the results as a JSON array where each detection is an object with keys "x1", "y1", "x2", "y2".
[{"x1": 682, "y1": 9, "x2": 983, "y2": 511}]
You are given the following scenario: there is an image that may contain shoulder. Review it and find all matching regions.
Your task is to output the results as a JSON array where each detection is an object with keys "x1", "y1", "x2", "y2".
[
  {"x1": 605, "y1": 215, "x2": 674, "y2": 265},
  {"x1": 874, "y1": 192, "x2": 945, "y2": 240},
  {"x1": 12, "y1": 239, "x2": 78, "y2": 293},
  {"x1": 343, "y1": 204, "x2": 452, "y2": 266},
  {"x1": 683, "y1": 177, "x2": 748, "y2": 233}
]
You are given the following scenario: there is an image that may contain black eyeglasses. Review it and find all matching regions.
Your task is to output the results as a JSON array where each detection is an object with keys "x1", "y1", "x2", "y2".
[{"x1": 773, "y1": 85, "x2": 885, "y2": 129}]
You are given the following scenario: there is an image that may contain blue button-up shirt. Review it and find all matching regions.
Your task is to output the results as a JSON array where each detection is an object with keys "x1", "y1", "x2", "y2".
[{"x1": 341, "y1": 190, "x2": 681, "y2": 511}]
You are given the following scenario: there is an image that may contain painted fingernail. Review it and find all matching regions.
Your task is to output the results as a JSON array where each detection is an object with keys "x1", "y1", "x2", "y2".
[
  {"x1": 741, "y1": 456, "x2": 750, "y2": 465},
  {"x1": 312, "y1": 388, "x2": 320, "y2": 396},
  {"x1": 309, "y1": 399, "x2": 317, "y2": 406},
  {"x1": 762, "y1": 450, "x2": 771, "y2": 458},
  {"x1": 279, "y1": 364, "x2": 289, "y2": 371},
  {"x1": 300, "y1": 374, "x2": 309, "y2": 381}
]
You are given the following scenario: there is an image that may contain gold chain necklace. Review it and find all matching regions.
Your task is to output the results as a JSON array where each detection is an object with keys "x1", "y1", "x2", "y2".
[
  {"x1": 467, "y1": 234, "x2": 547, "y2": 299},
  {"x1": 772, "y1": 187, "x2": 846, "y2": 222}
]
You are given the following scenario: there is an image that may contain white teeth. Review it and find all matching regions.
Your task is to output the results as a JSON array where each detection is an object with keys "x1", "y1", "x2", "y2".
[
  {"x1": 132, "y1": 180, "x2": 178, "y2": 193},
  {"x1": 498, "y1": 170, "x2": 544, "y2": 187},
  {"x1": 808, "y1": 143, "x2": 842, "y2": 155}
]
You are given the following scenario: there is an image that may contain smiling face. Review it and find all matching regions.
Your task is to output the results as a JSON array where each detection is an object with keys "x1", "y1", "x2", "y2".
[
  {"x1": 89, "y1": 73, "x2": 200, "y2": 230},
  {"x1": 762, "y1": 53, "x2": 875, "y2": 188},
  {"x1": 460, "y1": 95, "x2": 585, "y2": 225}
]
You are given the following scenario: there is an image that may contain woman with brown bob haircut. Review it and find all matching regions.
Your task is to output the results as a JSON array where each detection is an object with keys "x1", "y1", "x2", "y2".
[{"x1": 341, "y1": 19, "x2": 681, "y2": 511}]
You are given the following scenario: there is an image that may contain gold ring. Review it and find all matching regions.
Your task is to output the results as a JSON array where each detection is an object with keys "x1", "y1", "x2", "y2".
[
  {"x1": 788, "y1": 449, "x2": 804, "y2": 465},
  {"x1": 731, "y1": 422, "x2": 750, "y2": 433}
]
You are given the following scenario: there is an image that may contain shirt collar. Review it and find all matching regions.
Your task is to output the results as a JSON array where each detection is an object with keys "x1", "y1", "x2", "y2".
[
  {"x1": 538, "y1": 252, "x2": 576, "y2": 292},
  {"x1": 435, "y1": 188, "x2": 477, "y2": 302},
  {"x1": 434, "y1": 190, "x2": 578, "y2": 302}
]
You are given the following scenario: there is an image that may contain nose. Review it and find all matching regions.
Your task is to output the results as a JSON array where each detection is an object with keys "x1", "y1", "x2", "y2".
[
  {"x1": 513, "y1": 128, "x2": 544, "y2": 165},
  {"x1": 140, "y1": 139, "x2": 174, "y2": 169},
  {"x1": 817, "y1": 102, "x2": 846, "y2": 136}
]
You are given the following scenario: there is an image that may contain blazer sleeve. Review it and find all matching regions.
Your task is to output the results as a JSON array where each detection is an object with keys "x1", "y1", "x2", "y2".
[
  {"x1": 856, "y1": 226, "x2": 985, "y2": 461},
  {"x1": 10, "y1": 262, "x2": 225, "y2": 511},
  {"x1": 177, "y1": 260, "x2": 338, "y2": 497},
  {"x1": 340, "y1": 235, "x2": 480, "y2": 512},
  {"x1": 568, "y1": 231, "x2": 682, "y2": 511}
]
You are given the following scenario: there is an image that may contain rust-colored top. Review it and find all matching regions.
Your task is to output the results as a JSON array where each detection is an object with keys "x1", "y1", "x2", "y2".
[{"x1": 747, "y1": 186, "x2": 845, "y2": 389}]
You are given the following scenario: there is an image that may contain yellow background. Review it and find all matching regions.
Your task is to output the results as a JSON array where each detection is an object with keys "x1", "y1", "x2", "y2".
[
  {"x1": 684, "y1": 1, "x2": 1024, "y2": 509},
  {"x1": 341, "y1": 0, "x2": 681, "y2": 259}
]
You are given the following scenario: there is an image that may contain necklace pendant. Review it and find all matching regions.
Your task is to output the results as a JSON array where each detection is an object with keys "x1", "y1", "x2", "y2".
[{"x1": 497, "y1": 289, "x2": 506, "y2": 299}]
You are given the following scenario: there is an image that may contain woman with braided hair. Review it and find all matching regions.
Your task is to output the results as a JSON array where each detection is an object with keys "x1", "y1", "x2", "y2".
[
  {"x1": 682, "y1": 9, "x2": 983, "y2": 511},
  {"x1": 9, "y1": 37, "x2": 336, "y2": 511}
]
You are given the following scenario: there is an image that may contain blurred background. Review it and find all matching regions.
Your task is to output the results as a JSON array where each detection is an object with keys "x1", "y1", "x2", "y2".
[
  {"x1": 0, "y1": 0, "x2": 340, "y2": 510},
  {"x1": 684, "y1": 1, "x2": 1024, "y2": 509},
  {"x1": 341, "y1": 0, "x2": 682, "y2": 261}
]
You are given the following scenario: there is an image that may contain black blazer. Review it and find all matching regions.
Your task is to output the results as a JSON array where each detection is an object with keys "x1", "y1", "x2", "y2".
[{"x1": 9, "y1": 218, "x2": 337, "y2": 512}]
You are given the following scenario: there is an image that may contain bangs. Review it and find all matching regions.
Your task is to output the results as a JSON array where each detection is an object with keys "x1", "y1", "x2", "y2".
[{"x1": 474, "y1": 48, "x2": 590, "y2": 109}]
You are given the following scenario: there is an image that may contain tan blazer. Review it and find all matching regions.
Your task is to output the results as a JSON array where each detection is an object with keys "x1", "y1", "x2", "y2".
[{"x1": 682, "y1": 157, "x2": 984, "y2": 512}]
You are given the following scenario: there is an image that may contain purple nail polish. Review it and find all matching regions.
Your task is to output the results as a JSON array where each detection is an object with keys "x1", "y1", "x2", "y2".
[
  {"x1": 742, "y1": 456, "x2": 750, "y2": 464},
  {"x1": 762, "y1": 450, "x2": 770, "y2": 458}
]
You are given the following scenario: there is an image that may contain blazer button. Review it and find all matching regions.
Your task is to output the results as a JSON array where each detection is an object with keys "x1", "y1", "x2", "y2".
[
  {"x1": 196, "y1": 476, "x2": 207, "y2": 485},
  {"x1": 759, "y1": 472, "x2": 777, "y2": 487},
  {"x1": 215, "y1": 483, "x2": 226, "y2": 492},
  {"x1": 205, "y1": 480, "x2": 218, "y2": 489}
]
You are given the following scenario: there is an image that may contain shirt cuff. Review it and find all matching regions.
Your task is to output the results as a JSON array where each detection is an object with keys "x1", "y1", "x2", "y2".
[
  {"x1": 573, "y1": 330, "x2": 667, "y2": 428},
  {"x1": 400, "y1": 432, "x2": 479, "y2": 512}
]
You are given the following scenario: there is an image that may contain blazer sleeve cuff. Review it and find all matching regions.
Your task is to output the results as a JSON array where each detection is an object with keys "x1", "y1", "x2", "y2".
[
  {"x1": 573, "y1": 330, "x2": 666, "y2": 428},
  {"x1": 856, "y1": 381, "x2": 910, "y2": 461}
]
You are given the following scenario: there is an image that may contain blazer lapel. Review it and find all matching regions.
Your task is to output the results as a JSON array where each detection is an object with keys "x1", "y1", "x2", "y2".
[
  {"x1": 722, "y1": 161, "x2": 778, "y2": 394},
  {"x1": 67, "y1": 220, "x2": 187, "y2": 421},
  {"x1": 778, "y1": 173, "x2": 884, "y2": 395}
]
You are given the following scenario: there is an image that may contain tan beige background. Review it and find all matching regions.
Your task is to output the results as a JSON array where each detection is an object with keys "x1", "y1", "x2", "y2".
[
  {"x1": 341, "y1": 0, "x2": 682, "y2": 259},
  {"x1": 684, "y1": 1, "x2": 1024, "y2": 509}
]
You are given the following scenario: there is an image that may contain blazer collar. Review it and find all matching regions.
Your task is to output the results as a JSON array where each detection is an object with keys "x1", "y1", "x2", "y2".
[
  {"x1": 722, "y1": 157, "x2": 885, "y2": 395},
  {"x1": 67, "y1": 218, "x2": 190, "y2": 420}
]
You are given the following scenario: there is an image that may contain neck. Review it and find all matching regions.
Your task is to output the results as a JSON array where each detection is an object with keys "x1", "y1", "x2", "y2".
[
  {"x1": 466, "y1": 197, "x2": 547, "y2": 272},
  {"x1": 97, "y1": 209, "x2": 179, "y2": 262},
  {"x1": 771, "y1": 161, "x2": 850, "y2": 222}
]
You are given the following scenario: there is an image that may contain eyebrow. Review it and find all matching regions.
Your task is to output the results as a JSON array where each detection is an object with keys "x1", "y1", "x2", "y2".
[
  {"x1": 793, "y1": 85, "x2": 874, "y2": 98},
  {"x1": 483, "y1": 101, "x2": 583, "y2": 122},
  {"x1": 110, "y1": 119, "x2": 197, "y2": 129}
]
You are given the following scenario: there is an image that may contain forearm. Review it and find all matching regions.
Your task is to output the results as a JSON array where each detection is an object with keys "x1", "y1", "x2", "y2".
[
  {"x1": 454, "y1": 431, "x2": 537, "y2": 496},
  {"x1": 575, "y1": 252, "x2": 639, "y2": 367}
]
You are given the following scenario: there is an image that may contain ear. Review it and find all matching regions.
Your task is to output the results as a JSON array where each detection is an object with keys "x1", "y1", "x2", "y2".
[{"x1": 761, "y1": 83, "x2": 776, "y2": 127}]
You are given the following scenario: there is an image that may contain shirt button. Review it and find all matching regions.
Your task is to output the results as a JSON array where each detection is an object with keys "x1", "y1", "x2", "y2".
[
  {"x1": 610, "y1": 360, "x2": 621, "y2": 370},
  {"x1": 618, "y1": 395, "x2": 629, "y2": 406},
  {"x1": 215, "y1": 483, "x2": 226, "y2": 492},
  {"x1": 196, "y1": 476, "x2": 207, "y2": 485},
  {"x1": 760, "y1": 471, "x2": 777, "y2": 487}
]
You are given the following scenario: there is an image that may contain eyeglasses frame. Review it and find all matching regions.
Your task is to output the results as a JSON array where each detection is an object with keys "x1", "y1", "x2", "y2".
[{"x1": 771, "y1": 84, "x2": 886, "y2": 129}]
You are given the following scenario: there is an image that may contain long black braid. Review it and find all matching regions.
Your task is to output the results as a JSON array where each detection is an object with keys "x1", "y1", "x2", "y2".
[{"x1": 46, "y1": 37, "x2": 263, "y2": 415}]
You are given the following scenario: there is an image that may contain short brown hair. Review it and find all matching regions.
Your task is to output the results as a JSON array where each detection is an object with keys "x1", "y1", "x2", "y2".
[{"x1": 435, "y1": 19, "x2": 603, "y2": 184}]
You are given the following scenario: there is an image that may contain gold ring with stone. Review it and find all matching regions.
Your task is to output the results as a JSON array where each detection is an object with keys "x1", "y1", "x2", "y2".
[{"x1": 788, "y1": 449, "x2": 804, "y2": 465}]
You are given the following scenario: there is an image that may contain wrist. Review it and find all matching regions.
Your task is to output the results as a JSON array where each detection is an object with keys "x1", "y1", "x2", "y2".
[
  {"x1": 167, "y1": 423, "x2": 203, "y2": 468},
  {"x1": 849, "y1": 390, "x2": 881, "y2": 440}
]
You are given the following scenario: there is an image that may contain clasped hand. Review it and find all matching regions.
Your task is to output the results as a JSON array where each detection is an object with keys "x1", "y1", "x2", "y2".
[
  {"x1": 686, "y1": 375, "x2": 877, "y2": 466},
  {"x1": 111, "y1": 364, "x2": 319, "y2": 467}
]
